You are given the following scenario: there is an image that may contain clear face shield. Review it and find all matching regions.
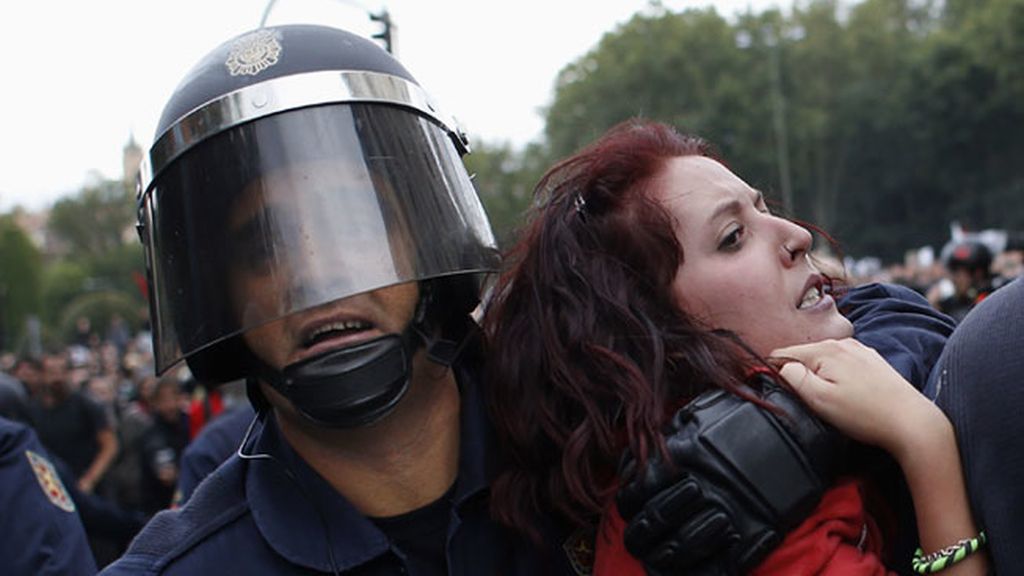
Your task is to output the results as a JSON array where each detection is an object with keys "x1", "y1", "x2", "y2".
[{"x1": 139, "y1": 103, "x2": 498, "y2": 378}]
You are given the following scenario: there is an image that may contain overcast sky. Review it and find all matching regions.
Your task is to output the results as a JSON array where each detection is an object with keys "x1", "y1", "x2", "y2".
[{"x1": 0, "y1": 0, "x2": 787, "y2": 212}]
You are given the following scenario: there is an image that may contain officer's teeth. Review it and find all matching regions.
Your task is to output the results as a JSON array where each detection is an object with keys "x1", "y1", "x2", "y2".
[
  {"x1": 798, "y1": 286, "x2": 822, "y2": 309},
  {"x1": 306, "y1": 321, "x2": 370, "y2": 345}
]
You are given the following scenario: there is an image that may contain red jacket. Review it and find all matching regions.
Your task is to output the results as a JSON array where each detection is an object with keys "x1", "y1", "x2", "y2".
[{"x1": 594, "y1": 477, "x2": 895, "y2": 576}]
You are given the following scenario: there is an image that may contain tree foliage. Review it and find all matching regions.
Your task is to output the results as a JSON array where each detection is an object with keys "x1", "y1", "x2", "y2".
[
  {"x1": 6, "y1": 0, "x2": 1024, "y2": 354},
  {"x1": 48, "y1": 179, "x2": 135, "y2": 258},
  {"x1": 464, "y1": 139, "x2": 549, "y2": 247},
  {"x1": 0, "y1": 215, "x2": 43, "y2": 349},
  {"x1": 37, "y1": 178, "x2": 145, "y2": 346},
  {"x1": 474, "y1": 0, "x2": 1024, "y2": 263}
]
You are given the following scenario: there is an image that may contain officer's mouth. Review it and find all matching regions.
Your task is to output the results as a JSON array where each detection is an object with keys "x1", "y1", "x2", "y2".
[{"x1": 294, "y1": 317, "x2": 380, "y2": 361}]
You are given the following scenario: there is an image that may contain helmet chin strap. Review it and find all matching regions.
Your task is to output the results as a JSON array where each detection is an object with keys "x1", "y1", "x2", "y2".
[
  {"x1": 245, "y1": 283, "x2": 472, "y2": 429},
  {"x1": 250, "y1": 327, "x2": 419, "y2": 428}
]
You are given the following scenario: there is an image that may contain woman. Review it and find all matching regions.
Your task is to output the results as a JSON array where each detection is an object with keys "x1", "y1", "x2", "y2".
[{"x1": 484, "y1": 119, "x2": 986, "y2": 574}]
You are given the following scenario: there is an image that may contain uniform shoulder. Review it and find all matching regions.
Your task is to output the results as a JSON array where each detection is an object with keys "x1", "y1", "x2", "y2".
[
  {"x1": 843, "y1": 281, "x2": 927, "y2": 303},
  {"x1": 0, "y1": 418, "x2": 98, "y2": 575},
  {"x1": 186, "y1": 405, "x2": 254, "y2": 457},
  {"x1": 0, "y1": 416, "x2": 32, "y2": 451},
  {"x1": 102, "y1": 456, "x2": 250, "y2": 574}
]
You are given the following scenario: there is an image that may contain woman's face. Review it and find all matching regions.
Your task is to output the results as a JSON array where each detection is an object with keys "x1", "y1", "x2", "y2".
[{"x1": 655, "y1": 156, "x2": 852, "y2": 356}]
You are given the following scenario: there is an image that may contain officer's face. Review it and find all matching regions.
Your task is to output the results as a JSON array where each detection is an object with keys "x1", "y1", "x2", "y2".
[
  {"x1": 227, "y1": 162, "x2": 420, "y2": 371},
  {"x1": 656, "y1": 156, "x2": 852, "y2": 357}
]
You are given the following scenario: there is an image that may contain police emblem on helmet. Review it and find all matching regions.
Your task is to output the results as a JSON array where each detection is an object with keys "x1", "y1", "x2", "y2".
[{"x1": 225, "y1": 29, "x2": 282, "y2": 76}]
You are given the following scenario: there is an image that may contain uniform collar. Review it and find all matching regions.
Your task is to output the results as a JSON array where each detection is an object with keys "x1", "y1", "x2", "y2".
[
  {"x1": 449, "y1": 355, "x2": 493, "y2": 507},
  {"x1": 245, "y1": 357, "x2": 494, "y2": 573},
  {"x1": 246, "y1": 414, "x2": 390, "y2": 572}
]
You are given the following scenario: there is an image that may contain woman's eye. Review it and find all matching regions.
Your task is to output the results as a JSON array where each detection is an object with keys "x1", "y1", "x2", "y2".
[{"x1": 718, "y1": 226, "x2": 743, "y2": 250}]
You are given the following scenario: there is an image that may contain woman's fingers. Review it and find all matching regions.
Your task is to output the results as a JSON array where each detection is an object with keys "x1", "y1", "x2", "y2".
[
  {"x1": 771, "y1": 338, "x2": 887, "y2": 383},
  {"x1": 776, "y1": 361, "x2": 827, "y2": 408},
  {"x1": 770, "y1": 338, "x2": 945, "y2": 457}
]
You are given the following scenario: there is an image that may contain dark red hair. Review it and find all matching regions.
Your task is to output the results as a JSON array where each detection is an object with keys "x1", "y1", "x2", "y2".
[{"x1": 484, "y1": 119, "x2": 755, "y2": 539}]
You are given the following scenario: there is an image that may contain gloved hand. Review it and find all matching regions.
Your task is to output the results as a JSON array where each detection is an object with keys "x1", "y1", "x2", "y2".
[{"x1": 616, "y1": 375, "x2": 843, "y2": 575}]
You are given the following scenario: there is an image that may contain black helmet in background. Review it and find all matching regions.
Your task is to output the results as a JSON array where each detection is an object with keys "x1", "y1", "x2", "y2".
[
  {"x1": 136, "y1": 25, "x2": 498, "y2": 426},
  {"x1": 944, "y1": 240, "x2": 993, "y2": 275}
]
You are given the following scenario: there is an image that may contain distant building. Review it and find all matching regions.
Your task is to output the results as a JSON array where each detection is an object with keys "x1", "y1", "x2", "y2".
[
  {"x1": 11, "y1": 207, "x2": 53, "y2": 253},
  {"x1": 7, "y1": 135, "x2": 141, "y2": 258},
  {"x1": 123, "y1": 134, "x2": 144, "y2": 188}
]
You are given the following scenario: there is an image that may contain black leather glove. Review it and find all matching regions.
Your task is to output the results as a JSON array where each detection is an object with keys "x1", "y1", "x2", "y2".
[{"x1": 616, "y1": 375, "x2": 843, "y2": 575}]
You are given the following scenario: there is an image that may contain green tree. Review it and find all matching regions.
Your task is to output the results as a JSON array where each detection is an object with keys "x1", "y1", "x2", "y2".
[
  {"x1": 914, "y1": 0, "x2": 1024, "y2": 234},
  {"x1": 544, "y1": 6, "x2": 756, "y2": 163},
  {"x1": 818, "y1": 0, "x2": 944, "y2": 259},
  {"x1": 536, "y1": 0, "x2": 1024, "y2": 262},
  {"x1": 48, "y1": 179, "x2": 135, "y2": 259},
  {"x1": 0, "y1": 215, "x2": 43, "y2": 349},
  {"x1": 782, "y1": 0, "x2": 853, "y2": 232},
  {"x1": 40, "y1": 260, "x2": 90, "y2": 328},
  {"x1": 41, "y1": 178, "x2": 145, "y2": 344},
  {"x1": 464, "y1": 140, "x2": 552, "y2": 246}
]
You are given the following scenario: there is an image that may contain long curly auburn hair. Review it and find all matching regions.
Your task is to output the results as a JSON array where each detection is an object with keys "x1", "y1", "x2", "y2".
[{"x1": 483, "y1": 119, "x2": 758, "y2": 539}]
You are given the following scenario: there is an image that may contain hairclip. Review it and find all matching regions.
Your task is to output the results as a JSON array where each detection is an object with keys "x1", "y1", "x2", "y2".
[{"x1": 573, "y1": 192, "x2": 587, "y2": 219}]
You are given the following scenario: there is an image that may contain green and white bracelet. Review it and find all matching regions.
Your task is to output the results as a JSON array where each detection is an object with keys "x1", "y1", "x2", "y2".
[{"x1": 911, "y1": 531, "x2": 987, "y2": 574}]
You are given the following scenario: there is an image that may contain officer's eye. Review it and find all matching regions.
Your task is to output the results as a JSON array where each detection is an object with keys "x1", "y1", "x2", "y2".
[{"x1": 230, "y1": 219, "x2": 275, "y2": 274}]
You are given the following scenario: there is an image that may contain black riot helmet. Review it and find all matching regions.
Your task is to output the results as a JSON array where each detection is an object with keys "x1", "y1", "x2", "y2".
[
  {"x1": 137, "y1": 24, "x2": 499, "y2": 427},
  {"x1": 945, "y1": 240, "x2": 993, "y2": 275}
]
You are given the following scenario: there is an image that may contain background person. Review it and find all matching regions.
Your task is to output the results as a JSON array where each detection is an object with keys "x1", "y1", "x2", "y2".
[
  {"x1": 137, "y1": 376, "x2": 189, "y2": 515},
  {"x1": 30, "y1": 353, "x2": 118, "y2": 494},
  {"x1": 931, "y1": 240, "x2": 995, "y2": 322},
  {"x1": 13, "y1": 355, "x2": 45, "y2": 400},
  {"x1": 0, "y1": 363, "x2": 31, "y2": 424}
]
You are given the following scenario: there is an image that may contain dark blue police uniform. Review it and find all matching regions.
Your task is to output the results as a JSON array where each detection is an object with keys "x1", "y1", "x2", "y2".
[
  {"x1": 175, "y1": 403, "x2": 255, "y2": 506},
  {"x1": 101, "y1": 361, "x2": 564, "y2": 575},
  {"x1": 926, "y1": 276, "x2": 1023, "y2": 573},
  {"x1": 840, "y1": 282, "x2": 956, "y2": 388},
  {"x1": 0, "y1": 416, "x2": 97, "y2": 575}
]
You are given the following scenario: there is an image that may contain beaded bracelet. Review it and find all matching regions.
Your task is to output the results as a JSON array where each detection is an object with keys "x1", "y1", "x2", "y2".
[{"x1": 911, "y1": 531, "x2": 987, "y2": 574}]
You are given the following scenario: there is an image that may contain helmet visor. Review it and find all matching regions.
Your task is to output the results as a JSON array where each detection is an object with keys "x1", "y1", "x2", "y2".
[{"x1": 141, "y1": 104, "x2": 498, "y2": 376}]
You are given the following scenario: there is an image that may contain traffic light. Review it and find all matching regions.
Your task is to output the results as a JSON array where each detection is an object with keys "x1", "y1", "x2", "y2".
[{"x1": 370, "y1": 10, "x2": 393, "y2": 54}]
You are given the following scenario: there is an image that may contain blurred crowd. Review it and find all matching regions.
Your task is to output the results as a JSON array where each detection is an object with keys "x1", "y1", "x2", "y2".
[
  {"x1": 0, "y1": 314, "x2": 248, "y2": 567},
  {"x1": 845, "y1": 239, "x2": 1023, "y2": 322},
  {"x1": 0, "y1": 237, "x2": 1018, "y2": 569}
]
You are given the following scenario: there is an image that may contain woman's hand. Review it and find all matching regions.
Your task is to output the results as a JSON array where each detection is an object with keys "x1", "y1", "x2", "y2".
[
  {"x1": 769, "y1": 338, "x2": 949, "y2": 463},
  {"x1": 770, "y1": 338, "x2": 989, "y2": 575}
]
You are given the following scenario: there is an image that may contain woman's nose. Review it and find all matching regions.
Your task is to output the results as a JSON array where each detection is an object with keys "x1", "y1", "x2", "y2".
[{"x1": 780, "y1": 220, "x2": 813, "y2": 264}]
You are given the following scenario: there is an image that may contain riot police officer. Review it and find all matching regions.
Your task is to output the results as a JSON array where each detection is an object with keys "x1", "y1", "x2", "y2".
[
  {"x1": 102, "y1": 24, "x2": 557, "y2": 575},
  {"x1": 937, "y1": 240, "x2": 995, "y2": 322}
]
